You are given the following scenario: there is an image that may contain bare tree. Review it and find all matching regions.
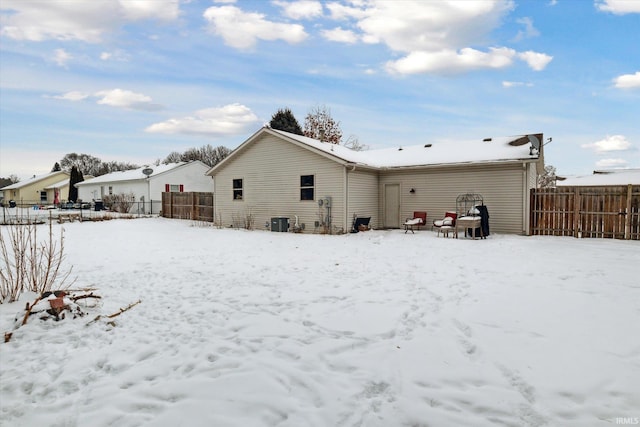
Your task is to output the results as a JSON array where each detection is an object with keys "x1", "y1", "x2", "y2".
[
  {"x1": 303, "y1": 105, "x2": 342, "y2": 144},
  {"x1": 60, "y1": 153, "x2": 102, "y2": 176},
  {"x1": 60, "y1": 153, "x2": 138, "y2": 176},
  {"x1": 343, "y1": 135, "x2": 368, "y2": 151},
  {"x1": 163, "y1": 145, "x2": 231, "y2": 167},
  {"x1": 538, "y1": 164, "x2": 557, "y2": 188}
]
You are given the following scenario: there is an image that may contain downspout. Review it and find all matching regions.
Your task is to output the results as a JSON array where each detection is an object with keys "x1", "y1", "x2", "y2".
[
  {"x1": 523, "y1": 162, "x2": 529, "y2": 235},
  {"x1": 344, "y1": 165, "x2": 349, "y2": 233},
  {"x1": 344, "y1": 164, "x2": 356, "y2": 233}
]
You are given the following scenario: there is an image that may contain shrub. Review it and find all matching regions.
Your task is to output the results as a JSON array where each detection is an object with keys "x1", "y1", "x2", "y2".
[{"x1": 0, "y1": 220, "x2": 74, "y2": 303}]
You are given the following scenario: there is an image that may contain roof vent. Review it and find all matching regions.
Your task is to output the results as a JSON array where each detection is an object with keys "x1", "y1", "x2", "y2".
[
  {"x1": 398, "y1": 146, "x2": 403, "y2": 151},
  {"x1": 424, "y1": 144, "x2": 432, "y2": 148},
  {"x1": 483, "y1": 138, "x2": 492, "y2": 142}
]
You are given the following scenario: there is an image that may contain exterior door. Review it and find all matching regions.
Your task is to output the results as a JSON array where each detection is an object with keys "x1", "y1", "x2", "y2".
[{"x1": 384, "y1": 184, "x2": 400, "y2": 228}]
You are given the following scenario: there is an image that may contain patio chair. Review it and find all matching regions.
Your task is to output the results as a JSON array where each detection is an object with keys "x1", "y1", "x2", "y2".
[
  {"x1": 351, "y1": 216, "x2": 371, "y2": 233},
  {"x1": 404, "y1": 211, "x2": 427, "y2": 233},
  {"x1": 432, "y1": 212, "x2": 457, "y2": 236}
]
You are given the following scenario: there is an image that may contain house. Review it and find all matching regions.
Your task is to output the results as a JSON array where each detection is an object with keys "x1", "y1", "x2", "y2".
[
  {"x1": 206, "y1": 127, "x2": 544, "y2": 234},
  {"x1": 1, "y1": 171, "x2": 70, "y2": 207},
  {"x1": 556, "y1": 169, "x2": 640, "y2": 186},
  {"x1": 76, "y1": 161, "x2": 212, "y2": 214}
]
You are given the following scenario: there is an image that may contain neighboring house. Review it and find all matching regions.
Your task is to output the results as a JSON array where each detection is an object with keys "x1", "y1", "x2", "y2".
[
  {"x1": 1, "y1": 171, "x2": 70, "y2": 206},
  {"x1": 44, "y1": 177, "x2": 72, "y2": 204},
  {"x1": 557, "y1": 169, "x2": 640, "y2": 186},
  {"x1": 206, "y1": 127, "x2": 544, "y2": 234},
  {"x1": 76, "y1": 161, "x2": 212, "y2": 213}
]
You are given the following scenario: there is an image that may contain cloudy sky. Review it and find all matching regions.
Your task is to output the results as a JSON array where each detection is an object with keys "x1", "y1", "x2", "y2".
[{"x1": 1, "y1": 0, "x2": 639, "y2": 179}]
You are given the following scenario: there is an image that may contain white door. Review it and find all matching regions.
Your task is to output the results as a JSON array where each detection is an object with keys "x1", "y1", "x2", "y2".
[{"x1": 384, "y1": 184, "x2": 400, "y2": 228}]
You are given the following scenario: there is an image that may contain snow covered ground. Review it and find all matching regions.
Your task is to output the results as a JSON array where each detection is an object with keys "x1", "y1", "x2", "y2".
[{"x1": 1, "y1": 217, "x2": 638, "y2": 427}]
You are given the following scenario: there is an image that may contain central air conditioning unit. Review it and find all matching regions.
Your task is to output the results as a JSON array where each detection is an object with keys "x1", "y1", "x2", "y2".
[{"x1": 270, "y1": 217, "x2": 289, "y2": 232}]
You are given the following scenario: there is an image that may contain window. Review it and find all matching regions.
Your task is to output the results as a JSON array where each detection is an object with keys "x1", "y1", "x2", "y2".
[
  {"x1": 164, "y1": 184, "x2": 184, "y2": 192},
  {"x1": 300, "y1": 175, "x2": 314, "y2": 200},
  {"x1": 40, "y1": 191, "x2": 47, "y2": 202},
  {"x1": 233, "y1": 179, "x2": 243, "y2": 200},
  {"x1": 108, "y1": 186, "x2": 113, "y2": 195}
]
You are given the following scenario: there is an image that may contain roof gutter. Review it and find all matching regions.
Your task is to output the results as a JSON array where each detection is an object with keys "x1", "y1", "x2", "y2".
[{"x1": 375, "y1": 157, "x2": 540, "y2": 171}]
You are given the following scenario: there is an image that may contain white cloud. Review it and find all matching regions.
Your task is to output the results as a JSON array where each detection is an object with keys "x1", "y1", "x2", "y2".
[
  {"x1": 513, "y1": 17, "x2": 540, "y2": 41},
  {"x1": 321, "y1": 27, "x2": 358, "y2": 44},
  {"x1": 326, "y1": 2, "x2": 368, "y2": 20},
  {"x1": 100, "y1": 50, "x2": 129, "y2": 62},
  {"x1": 94, "y1": 89, "x2": 164, "y2": 111},
  {"x1": 145, "y1": 103, "x2": 260, "y2": 136},
  {"x1": 502, "y1": 81, "x2": 533, "y2": 88},
  {"x1": 582, "y1": 135, "x2": 632, "y2": 153},
  {"x1": 0, "y1": 0, "x2": 179, "y2": 43},
  {"x1": 322, "y1": 1, "x2": 553, "y2": 76},
  {"x1": 355, "y1": 1, "x2": 515, "y2": 53},
  {"x1": 119, "y1": 0, "x2": 180, "y2": 21},
  {"x1": 596, "y1": 0, "x2": 640, "y2": 14},
  {"x1": 595, "y1": 158, "x2": 628, "y2": 169},
  {"x1": 518, "y1": 51, "x2": 553, "y2": 71},
  {"x1": 273, "y1": 0, "x2": 323, "y2": 20},
  {"x1": 52, "y1": 48, "x2": 72, "y2": 67},
  {"x1": 613, "y1": 71, "x2": 640, "y2": 89},
  {"x1": 51, "y1": 91, "x2": 90, "y2": 101},
  {"x1": 203, "y1": 5, "x2": 307, "y2": 49},
  {"x1": 386, "y1": 47, "x2": 516, "y2": 75}
]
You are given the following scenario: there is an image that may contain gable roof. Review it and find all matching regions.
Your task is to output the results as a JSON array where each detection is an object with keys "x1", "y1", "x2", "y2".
[
  {"x1": 44, "y1": 178, "x2": 72, "y2": 190},
  {"x1": 76, "y1": 161, "x2": 207, "y2": 186},
  {"x1": 207, "y1": 127, "x2": 542, "y2": 175},
  {"x1": 557, "y1": 169, "x2": 640, "y2": 186},
  {"x1": 1, "y1": 171, "x2": 69, "y2": 190}
]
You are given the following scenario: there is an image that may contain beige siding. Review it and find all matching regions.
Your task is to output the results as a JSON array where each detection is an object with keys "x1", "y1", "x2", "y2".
[
  {"x1": 379, "y1": 163, "x2": 527, "y2": 234},
  {"x1": 346, "y1": 169, "x2": 379, "y2": 230},
  {"x1": 214, "y1": 134, "x2": 347, "y2": 233},
  {"x1": 2, "y1": 172, "x2": 69, "y2": 204}
]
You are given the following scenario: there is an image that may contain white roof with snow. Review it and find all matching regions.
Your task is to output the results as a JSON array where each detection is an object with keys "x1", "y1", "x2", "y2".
[
  {"x1": 76, "y1": 163, "x2": 193, "y2": 186},
  {"x1": 44, "y1": 178, "x2": 71, "y2": 189},
  {"x1": 557, "y1": 169, "x2": 640, "y2": 186},
  {"x1": 269, "y1": 128, "x2": 540, "y2": 168},
  {"x1": 1, "y1": 171, "x2": 68, "y2": 190}
]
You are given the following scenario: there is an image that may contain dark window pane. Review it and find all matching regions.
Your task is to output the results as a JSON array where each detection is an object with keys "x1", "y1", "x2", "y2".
[
  {"x1": 233, "y1": 179, "x2": 243, "y2": 189},
  {"x1": 233, "y1": 190, "x2": 243, "y2": 200},
  {"x1": 300, "y1": 175, "x2": 314, "y2": 187},
  {"x1": 300, "y1": 188, "x2": 314, "y2": 200}
]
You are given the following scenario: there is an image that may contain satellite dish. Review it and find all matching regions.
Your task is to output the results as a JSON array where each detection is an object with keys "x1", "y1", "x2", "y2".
[
  {"x1": 142, "y1": 168, "x2": 153, "y2": 177},
  {"x1": 527, "y1": 135, "x2": 541, "y2": 151}
]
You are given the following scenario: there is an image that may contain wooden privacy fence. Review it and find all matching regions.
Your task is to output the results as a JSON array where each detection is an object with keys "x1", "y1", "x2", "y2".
[
  {"x1": 161, "y1": 192, "x2": 214, "y2": 222},
  {"x1": 530, "y1": 185, "x2": 640, "y2": 240}
]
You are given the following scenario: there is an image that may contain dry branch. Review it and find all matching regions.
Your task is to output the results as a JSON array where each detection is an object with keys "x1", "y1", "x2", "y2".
[
  {"x1": 21, "y1": 296, "x2": 42, "y2": 326},
  {"x1": 107, "y1": 300, "x2": 141, "y2": 318},
  {"x1": 86, "y1": 299, "x2": 141, "y2": 326},
  {"x1": 70, "y1": 293, "x2": 102, "y2": 302}
]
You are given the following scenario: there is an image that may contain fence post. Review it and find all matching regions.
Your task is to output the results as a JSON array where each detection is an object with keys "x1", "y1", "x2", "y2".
[
  {"x1": 573, "y1": 187, "x2": 580, "y2": 238},
  {"x1": 529, "y1": 188, "x2": 534, "y2": 236},
  {"x1": 625, "y1": 184, "x2": 632, "y2": 240},
  {"x1": 191, "y1": 193, "x2": 196, "y2": 220}
]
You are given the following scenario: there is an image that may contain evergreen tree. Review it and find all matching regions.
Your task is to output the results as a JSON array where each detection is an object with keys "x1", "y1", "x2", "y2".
[
  {"x1": 68, "y1": 166, "x2": 81, "y2": 202},
  {"x1": 269, "y1": 108, "x2": 303, "y2": 135},
  {"x1": 51, "y1": 162, "x2": 61, "y2": 172}
]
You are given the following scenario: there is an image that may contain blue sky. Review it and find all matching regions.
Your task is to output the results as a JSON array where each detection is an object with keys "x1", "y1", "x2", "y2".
[{"x1": 1, "y1": 0, "x2": 639, "y2": 180}]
